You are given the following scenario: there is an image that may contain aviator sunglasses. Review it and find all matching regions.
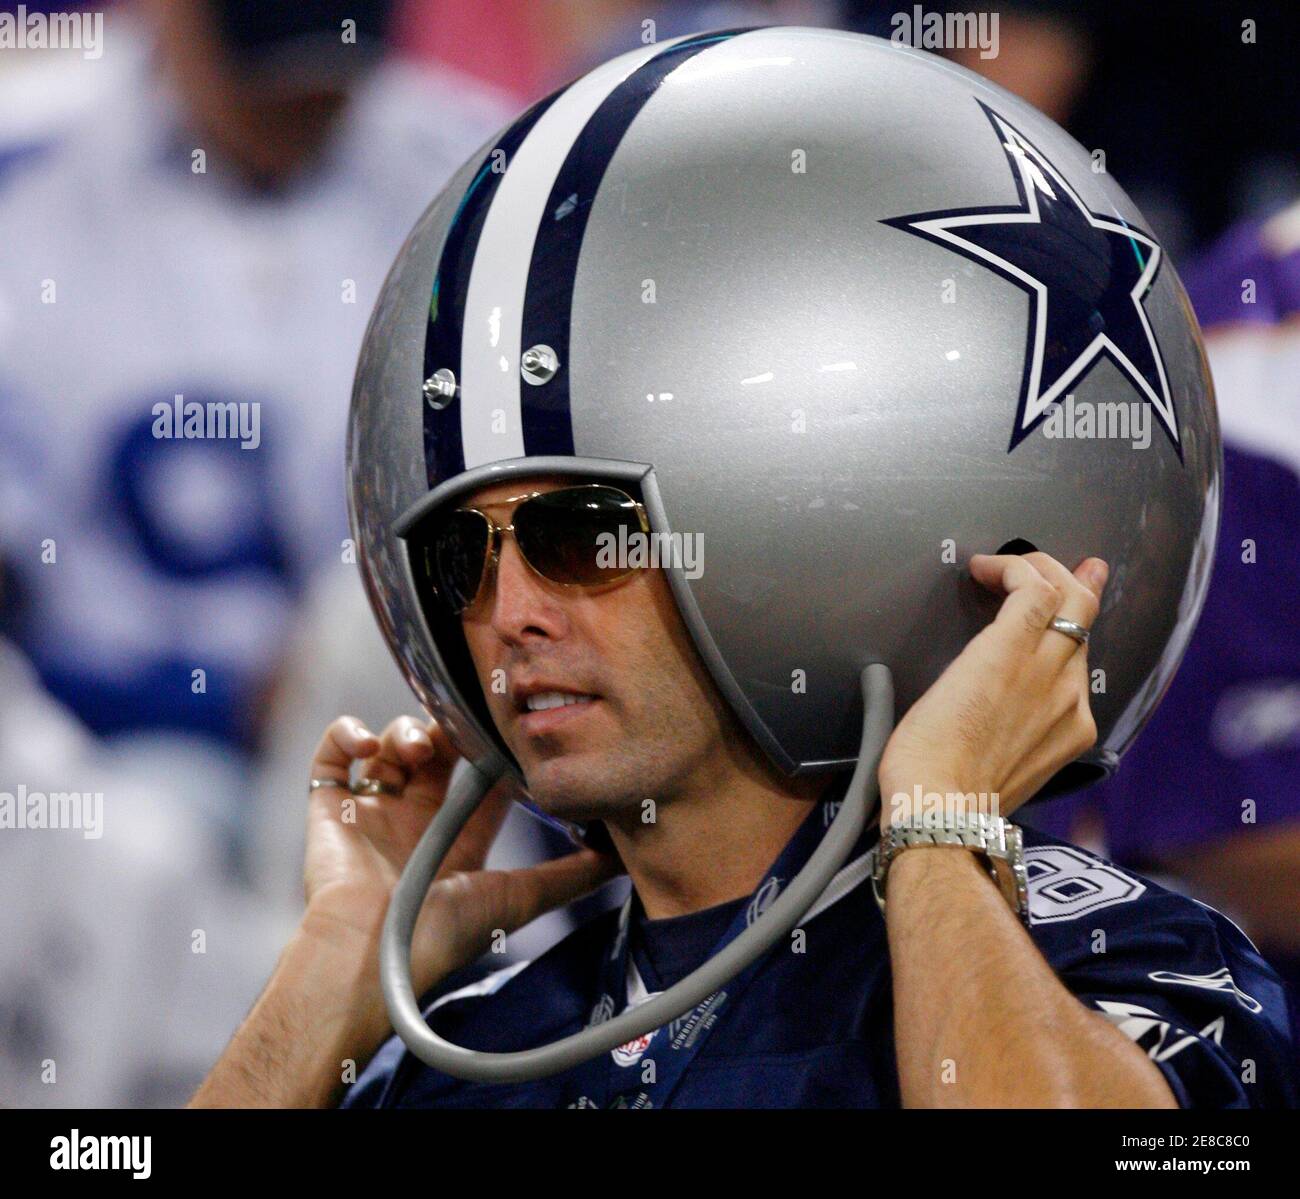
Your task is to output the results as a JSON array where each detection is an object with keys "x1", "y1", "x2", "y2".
[{"x1": 413, "y1": 484, "x2": 652, "y2": 615}]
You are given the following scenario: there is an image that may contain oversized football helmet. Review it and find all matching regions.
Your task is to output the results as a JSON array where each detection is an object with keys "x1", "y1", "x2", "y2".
[{"x1": 348, "y1": 27, "x2": 1219, "y2": 1081}]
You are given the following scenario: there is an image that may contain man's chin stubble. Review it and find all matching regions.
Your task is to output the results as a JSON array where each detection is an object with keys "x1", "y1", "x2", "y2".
[{"x1": 519, "y1": 758, "x2": 652, "y2": 825}]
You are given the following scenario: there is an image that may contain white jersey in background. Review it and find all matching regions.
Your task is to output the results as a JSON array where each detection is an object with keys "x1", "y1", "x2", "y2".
[{"x1": 0, "y1": 21, "x2": 511, "y2": 762}]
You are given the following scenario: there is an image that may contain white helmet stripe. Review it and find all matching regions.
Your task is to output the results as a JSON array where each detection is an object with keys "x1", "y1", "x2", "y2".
[{"x1": 458, "y1": 35, "x2": 700, "y2": 469}]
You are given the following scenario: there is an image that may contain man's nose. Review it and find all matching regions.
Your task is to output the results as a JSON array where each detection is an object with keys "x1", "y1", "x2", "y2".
[{"x1": 486, "y1": 532, "x2": 567, "y2": 642}]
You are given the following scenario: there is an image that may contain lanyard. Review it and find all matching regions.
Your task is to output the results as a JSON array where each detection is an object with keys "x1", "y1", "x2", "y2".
[{"x1": 565, "y1": 798, "x2": 874, "y2": 1109}]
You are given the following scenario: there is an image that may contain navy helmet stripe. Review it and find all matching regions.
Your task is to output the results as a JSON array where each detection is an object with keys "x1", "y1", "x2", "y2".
[
  {"x1": 421, "y1": 90, "x2": 565, "y2": 488},
  {"x1": 518, "y1": 29, "x2": 754, "y2": 458}
]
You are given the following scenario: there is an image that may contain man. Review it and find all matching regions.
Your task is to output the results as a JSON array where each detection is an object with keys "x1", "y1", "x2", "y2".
[
  {"x1": 195, "y1": 481, "x2": 1300, "y2": 1107},
  {"x1": 190, "y1": 476, "x2": 1292, "y2": 1108},
  {"x1": 192, "y1": 27, "x2": 1295, "y2": 1107}
]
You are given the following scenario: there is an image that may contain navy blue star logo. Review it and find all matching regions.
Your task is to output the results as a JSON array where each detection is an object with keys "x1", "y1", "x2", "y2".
[{"x1": 882, "y1": 101, "x2": 1179, "y2": 456}]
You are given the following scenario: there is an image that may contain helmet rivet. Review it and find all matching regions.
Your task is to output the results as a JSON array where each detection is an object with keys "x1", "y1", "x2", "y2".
[
  {"x1": 422, "y1": 368, "x2": 457, "y2": 409},
  {"x1": 520, "y1": 344, "x2": 559, "y2": 385}
]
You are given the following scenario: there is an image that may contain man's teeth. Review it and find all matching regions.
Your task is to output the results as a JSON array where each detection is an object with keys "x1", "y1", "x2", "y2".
[{"x1": 525, "y1": 692, "x2": 593, "y2": 712}]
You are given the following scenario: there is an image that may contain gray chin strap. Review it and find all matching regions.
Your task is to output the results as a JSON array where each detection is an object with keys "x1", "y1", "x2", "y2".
[{"x1": 379, "y1": 663, "x2": 894, "y2": 1083}]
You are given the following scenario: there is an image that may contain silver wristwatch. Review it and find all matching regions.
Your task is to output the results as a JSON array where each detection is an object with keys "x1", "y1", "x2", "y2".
[{"x1": 870, "y1": 812, "x2": 1029, "y2": 923}]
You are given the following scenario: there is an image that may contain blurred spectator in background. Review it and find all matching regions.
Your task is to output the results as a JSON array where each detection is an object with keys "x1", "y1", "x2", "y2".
[
  {"x1": 0, "y1": 0, "x2": 519, "y2": 1105},
  {"x1": 0, "y1": 0, "x2": 509, "y2": 852},
  {"x1": 0, "y1": 630, "x2": 290, "y2": 1107}
]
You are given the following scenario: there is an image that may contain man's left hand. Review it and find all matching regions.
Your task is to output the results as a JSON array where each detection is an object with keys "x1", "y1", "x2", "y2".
[{"x1": 877, "y1": 551, "x2": 1109, "y2": 828}]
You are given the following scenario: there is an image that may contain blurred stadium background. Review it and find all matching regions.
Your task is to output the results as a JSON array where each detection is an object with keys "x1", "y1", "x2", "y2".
[{"x1": 0, "y1": 0, "x2": 1295, "y2": 1105}]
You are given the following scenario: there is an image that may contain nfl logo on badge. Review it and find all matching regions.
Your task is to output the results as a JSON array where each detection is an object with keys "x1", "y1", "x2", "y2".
[{"x1": 611, "y1": 1030, "x2": 657, "y2": 1067}]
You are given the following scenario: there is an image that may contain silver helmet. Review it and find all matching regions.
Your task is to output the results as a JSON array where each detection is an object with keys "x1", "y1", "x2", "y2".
[{"x1": 348, "y1": 26, "x2": 1220, "y2": 820}]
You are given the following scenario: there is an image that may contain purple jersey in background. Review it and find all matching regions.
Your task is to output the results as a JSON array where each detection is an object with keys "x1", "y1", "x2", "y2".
[{"x1": 1027, "y1": 442, "x2": 1300, "y2": 861}]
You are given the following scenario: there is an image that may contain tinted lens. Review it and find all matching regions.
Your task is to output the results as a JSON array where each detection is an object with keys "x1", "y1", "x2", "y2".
[
  {"x1": 427, "y1": 509, "x2": 491, "y2": 613},
  {"x1": 513, "y1": 486, "x2": 644, "y2": 586}
]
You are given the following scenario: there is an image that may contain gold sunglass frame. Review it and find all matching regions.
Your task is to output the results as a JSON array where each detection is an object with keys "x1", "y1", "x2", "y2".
[{"x1": 425, "y1": 483, "x2": 652, "y2": 614}]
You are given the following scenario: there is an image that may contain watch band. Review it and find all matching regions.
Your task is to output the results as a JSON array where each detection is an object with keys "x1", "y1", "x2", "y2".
[{"x1": 870, "y1": 812, "x2": 1029, "y2": 923}]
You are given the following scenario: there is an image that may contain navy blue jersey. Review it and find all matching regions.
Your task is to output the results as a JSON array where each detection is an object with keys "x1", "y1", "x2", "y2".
[{"x1": 344, "y1": 827, "x2": 1296, "y2": 1109}]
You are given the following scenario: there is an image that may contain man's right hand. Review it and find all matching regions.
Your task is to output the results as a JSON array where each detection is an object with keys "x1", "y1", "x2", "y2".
[
  {"x1": 190, "y1": 714, "x2": 619, "y2": 1107},
  {"x1": 303, "y1": 714, "x2": 620, "y2": 1015}
]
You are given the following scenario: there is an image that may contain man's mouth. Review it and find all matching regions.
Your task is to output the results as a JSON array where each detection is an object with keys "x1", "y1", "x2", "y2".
[
  {"x1": 516, "y1": 692, "x2": 600, "y2": 737},
  {"x1": 523, "y1": 691, "x2": 598, "y2": 713}
]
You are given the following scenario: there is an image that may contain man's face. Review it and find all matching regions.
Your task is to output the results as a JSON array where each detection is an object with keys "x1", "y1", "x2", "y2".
[{"x1": 456, "y1": 475, "x2": 748, "y2": 824}]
